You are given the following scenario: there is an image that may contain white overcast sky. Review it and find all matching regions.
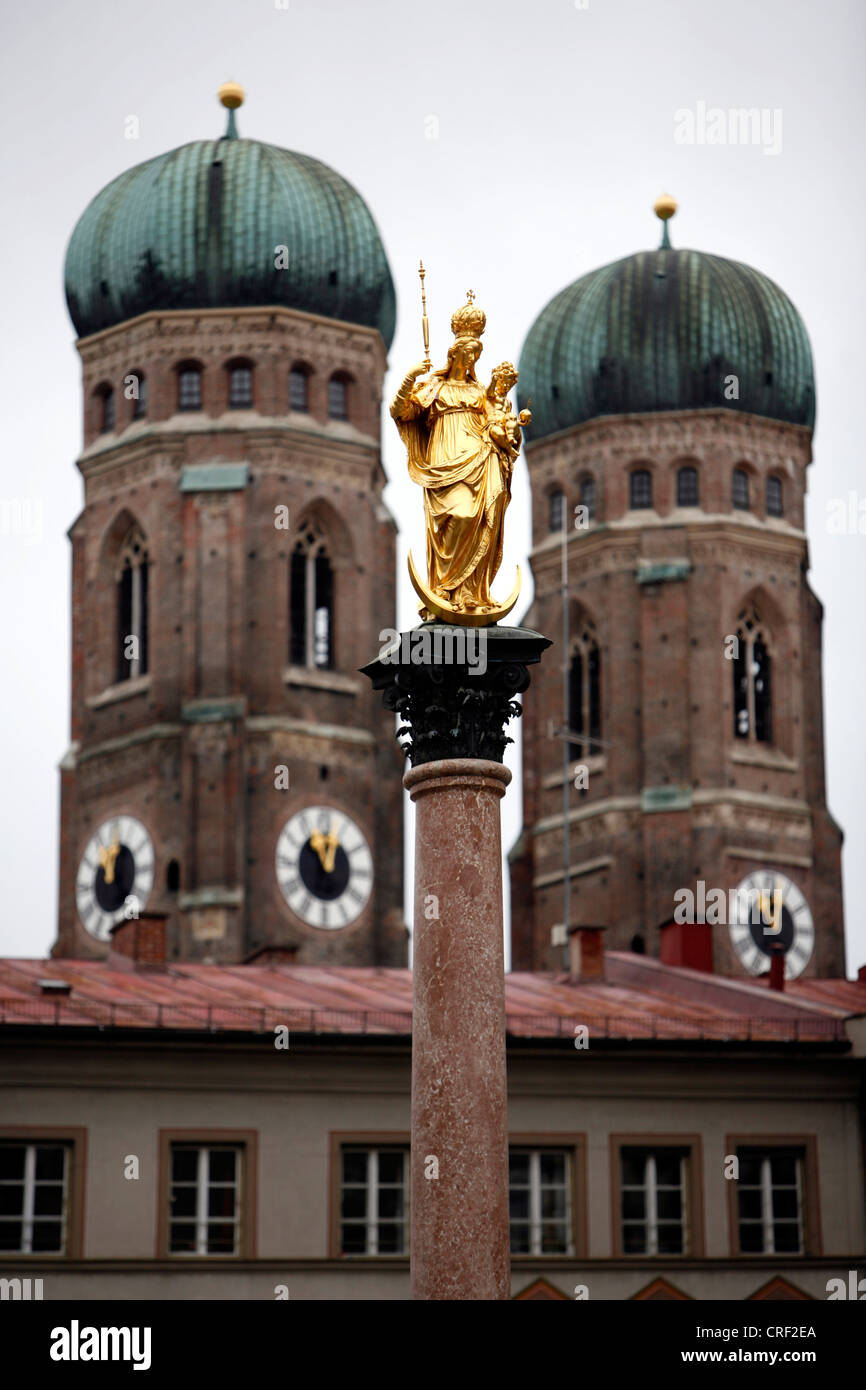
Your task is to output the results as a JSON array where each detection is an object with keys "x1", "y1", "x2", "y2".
[{"x1": 0, "y1": 0, "x2": 863, "y2": 973}]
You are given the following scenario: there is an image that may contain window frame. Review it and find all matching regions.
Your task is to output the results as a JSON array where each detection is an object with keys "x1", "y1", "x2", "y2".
[
  {"x1": 329, "y1": 1132, "x2": 410, "y2": 1259},
  {"x1": 548, "y1": 488, "x2": 566, "y2": 532},
  {"x1": 116, "y1": 527, "x2": 149, "y2": 683},
  {"x1": 579, "y1": 474, "x2": 596, "y2": 522},
  {"x1": 725, "y1": 1134, "x2": 821, "y2": 1258},
  {"x1": 227, "y1": 360, "x2": 254, "y2": 410},
  {"x1": 327, "y1": 373, "x2": 350, "y2": 421},
  {"x1": 676, "y1": 464, "x2": 699, "y2": 508},
  {"x1": 629, "y1": 468, "x2": 653, "y2": 510},
  {"x1": 509, "y1": 1134, "x2": 587, "y2": 1259},
  {"x1": 610, "y1": 1134, "x2": 704, "y2": 1258},
  {"x1": 289, "y1": 364, "x2": 311, "y2": 413},
  {"x1": 157, "y1": 1129, "x2": 257, "y2": 1259},
  {"x1": 732, "y1": 467, "x2": 751, "y2": 511},
  {"x1": 176, "y1": 363, "x2": 203, "y2": 412},
  {"x1": 290, "y1": 523, "x2": 334, "y2": 670},
  {"x1": 766, "y1": 475, "x2": 783, "y2": 518},
  {"x1": 0, "y1": 1127, "x2": 87, "y2": 1259}
]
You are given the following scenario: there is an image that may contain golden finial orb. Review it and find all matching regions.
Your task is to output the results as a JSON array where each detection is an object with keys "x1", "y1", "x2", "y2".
[
  {"x1": 654, "y1": 193, "x2": 677, "y2": 222},
  {"x1": 218, "y1": 82, "x2": 245, "y2": 111}
]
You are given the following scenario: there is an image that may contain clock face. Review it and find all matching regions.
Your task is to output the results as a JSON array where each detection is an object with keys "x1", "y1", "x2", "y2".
[
  {"x1": 76, "y1": 815, "x2": 155, "y2": 941},
  {"x1": 728, "y1": 870, "x2": 814, "y2": 980},
  {"x1": 275, "y1": 806, "x2": 373, "y2": 930}
]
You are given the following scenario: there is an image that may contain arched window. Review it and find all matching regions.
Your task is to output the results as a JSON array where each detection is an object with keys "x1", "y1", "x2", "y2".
[
  {"x1": 732, "y1": 468, "x2": 750, "y2": 510},
  {"x1": 116, "y1": 525, "x2": 149, "y2": 683},
  {"x1": 177, "y1": 363, "x2": 202, "y2": 411},
  {"x1": 568, "y1": 618, "x2": 601, "y2": 760},
  {"x1": 549, "y1": 489, "x2": 565, "y2": 532},
  {"x1": 290, "y1": 523, "x2": 334, "y2": 669},
  {"x1": 629, "y1": 469, "x2": 652, "y2": 509},
  {"x1": 733, "y1": 603, "x2": 771, "y2": 743},
  {"x1": 228, "y1": 360, "x2": 253, "y2": 409},
  {"x1": 96, "y1": 384, "x2": 115, "y2": 434},
  {"x1": 289, "y1": 365, "x2": 311, "y2": 412},
  {"x1": 676, "y1": 465, "x2": 699, "y2": 507},
  {"x1": 327, "y1": 373, "x2": 350, "y2": 421},
  {"x1": 767, "y1": 476, "x2": 783, "y2": 517},
  {"x1": 131, "y1": 372, "x2": 147, "y2": 420},
  {"x1": 579, "y1": 475, "x2": 596, "y2": 521}
]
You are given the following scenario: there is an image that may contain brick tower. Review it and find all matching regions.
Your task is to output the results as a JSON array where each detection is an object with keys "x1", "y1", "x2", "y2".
[
  {"x1": 54, "y1": 87, "x2": 407, "y2": 966},
  {"x1": 509, "y1": 198, "x2": 845, "y2": 979}
]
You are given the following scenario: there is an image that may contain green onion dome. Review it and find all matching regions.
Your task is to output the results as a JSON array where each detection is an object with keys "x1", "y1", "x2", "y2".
[
  {"x1": 518, "y1": 197, "x2": 814, "y2": 440},
  {"x1": 64, "y1": 86, "x2": 396, "y2": 347}
]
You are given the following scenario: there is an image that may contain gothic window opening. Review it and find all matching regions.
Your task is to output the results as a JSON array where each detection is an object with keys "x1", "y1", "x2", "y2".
[
  {"x1": 97, "y1": 385, "x2": 115, "y2": 434},
  {"x1": 630, "y1": 469, "x2": 652, "y2": 509},
  {"x1": 132, "y1": 372, "x2": 147, "y2": 420},
  {"x1": 289, "y1": 365, "x2": 311, "y2": 412},
  {"x1": 733, "y1": 603, "x2": 771, "y2": 743},
  {"x1": 732, "y1": 468, "x2": 750, "y2": 510},
  {"x1": 116, "y1": 526, "x2": 149, "y2": 683},
  {"x1": 177, "y1": 364, "x2": 202, "y2": 411},
  {"x1": 568, "y1": 619, "x2": 601, "y2": 760},
  {"x1": 579, "y1": 475, "x2": 596, "y2": 521},
  {"x1": 290, "y1": 524, "x2": 334, "y2": 669},
  {"x1": 228, "y1": 361, "x2": 253, "y2": 409},
  {"x1": 767, "y1": 476, "x2": 783, "y2": 517},
  {"x1": 328, "y1": 374, "x2": 349, "y2": 421},
  {"x1": 676, "y1": 465, "x2": 699, "y2": 507},
  {"x1": 549, "y1": 489, "x2": 565, "y2": 532}
]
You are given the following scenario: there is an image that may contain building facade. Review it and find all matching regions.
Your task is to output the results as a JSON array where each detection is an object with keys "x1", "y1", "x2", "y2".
[
  {"x1": 54, "y1": 88, "x2": 406, "y2": 968},
  {"x1": 510, "y1": 204, "x2": 845, "y2": 979}
]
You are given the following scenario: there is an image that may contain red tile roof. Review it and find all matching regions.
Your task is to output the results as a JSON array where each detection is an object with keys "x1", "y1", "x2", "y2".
[{"x1": 1, "y1": 954, "x2": 863, "y2": 1043}]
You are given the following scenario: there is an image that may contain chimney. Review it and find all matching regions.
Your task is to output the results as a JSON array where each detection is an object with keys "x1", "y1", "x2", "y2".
[
  {"x1": 568, "y1": 925, "x2": 606, "y2": 981},
  {"x1": 109, "y1": 911, "x2": 168, "y2": 969},
  {"x1": 660, "y1": 918, "x2": 714, "y2": 973}
]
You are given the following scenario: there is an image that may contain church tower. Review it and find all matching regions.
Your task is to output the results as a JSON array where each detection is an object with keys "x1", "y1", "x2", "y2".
[
  {"x1": 510, "y1": 199, "x2": 845, "y2": 980},
  {"x1": 55, "y1": 87, "x2": 407, "y2": 966}
]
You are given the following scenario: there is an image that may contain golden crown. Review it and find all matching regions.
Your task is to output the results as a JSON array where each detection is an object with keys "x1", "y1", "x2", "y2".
[{"x1": 450, "y1": 290, "x2": 486, "y2": 341}]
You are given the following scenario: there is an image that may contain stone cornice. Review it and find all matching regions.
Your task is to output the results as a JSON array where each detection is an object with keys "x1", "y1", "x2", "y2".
[{"x1": 524, "y1": 408, "x2": 813, "y2": 464}]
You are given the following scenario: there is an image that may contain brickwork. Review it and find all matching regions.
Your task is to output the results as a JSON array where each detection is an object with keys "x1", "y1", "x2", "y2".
[
  {"x1": 510, "y1": 410, "x2": 845, "y2": 977},
  {"x1": 55, "y1": 305, "x2": 406, "y2": 966}
]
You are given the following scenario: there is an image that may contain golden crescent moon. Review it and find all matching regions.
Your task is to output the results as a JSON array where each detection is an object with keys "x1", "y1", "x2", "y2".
[{"x1": 407, "y1": 552, "x2": 521, "y2": 627}]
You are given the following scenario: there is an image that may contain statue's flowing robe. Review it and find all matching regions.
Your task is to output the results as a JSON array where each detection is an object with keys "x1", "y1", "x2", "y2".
[{"x1": 394, "y1": 374, "x2": 511, "y2": 610}]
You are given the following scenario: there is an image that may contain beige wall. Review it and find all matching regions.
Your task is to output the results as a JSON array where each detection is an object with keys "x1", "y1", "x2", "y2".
[{"x1": 1, "y1": 1036, "x2": 863, "y2": 1300}]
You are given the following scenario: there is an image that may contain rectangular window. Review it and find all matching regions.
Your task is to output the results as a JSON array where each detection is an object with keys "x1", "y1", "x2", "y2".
[
  {"x1": 328, "y1": 377, "x2": 348, "y2": 420},
  {"x1": 549, "y1": 490, "x2": 565, "y2": 532},
  {"x1": 229, "y1": 367, "x2": 253, "y2": 409},
  {"x1": 630, "y1": 470, "x2": 652, "y2": 509},
  {"x1": 178, "y1": 369, "x2": 201, "y2": 411},
  {"x1": 620, "y1": 1147, "x2": 688, "y2": 1255},
  {"x1": 289, "y1": 369, "x2": 308, "y2": 412},
  {"x1": 509, "y1": 1149, "x2": 573, "y2": 1255},
  {"x1": 169, "y1": 1144, "x2": 242, "y2": 1256},
  {"x1": 732, "y1": 469, "x2": 750, "y2": 509},
  {"x1": 767, "y1": 476, "x2": 783, "y2": 517},
  {"x1": 340, "y1": 1146, "x2": 408, "y2": 1255},
  {"x1": 0, "y1": 1142, "x2": 70, "y2": 1254},
  {"x1": 736, "y1": 1148, "x2": 804, "y2": 1254}
]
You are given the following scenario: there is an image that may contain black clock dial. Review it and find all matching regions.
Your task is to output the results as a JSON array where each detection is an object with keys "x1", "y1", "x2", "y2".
[
  {"x1": 299, "y1": 840, "x2": 350, "y2": 900},
  {"x1": 94, "y1": 845, "x2": 136, "y2": 912},
  {"x1": 747, "y1": 903, "x2": 794, "y2": 956},
  {"x1": 728, "y1": 871, "x2": 814, "y2": 979},
  {"x1": 275, "y1": 806, "x2": 374, "y2": 930}
]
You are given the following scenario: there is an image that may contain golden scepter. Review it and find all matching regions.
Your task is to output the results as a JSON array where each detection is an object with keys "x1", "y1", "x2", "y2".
[{"x1": 419, "y1": 260, "x2": 431, "y2": 371}]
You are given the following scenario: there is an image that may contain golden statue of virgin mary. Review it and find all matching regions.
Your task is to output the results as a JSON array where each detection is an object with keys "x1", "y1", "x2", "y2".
[{"x1": 390, "y1": 293, "x2": 529, "y2": 626}]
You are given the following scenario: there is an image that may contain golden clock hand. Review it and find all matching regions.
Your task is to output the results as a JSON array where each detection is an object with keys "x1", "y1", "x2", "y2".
[
  {"x1": 323, "y1": 819, "x2": 339, "y2": 875},
  {"x1": 309, "y1": 830, "x2": 330, "y2": 872}
]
